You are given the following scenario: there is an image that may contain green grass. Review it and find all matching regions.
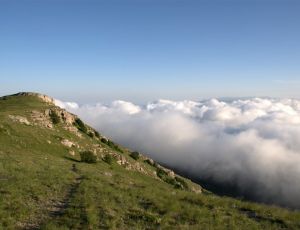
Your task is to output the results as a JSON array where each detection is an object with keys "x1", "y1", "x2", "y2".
[{"x1": 0, "y1": 94, "x2": 300, "y2": 229}]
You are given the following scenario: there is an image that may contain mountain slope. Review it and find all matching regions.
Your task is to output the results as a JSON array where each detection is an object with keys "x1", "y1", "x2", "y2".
[{"x1": 0, "y1": 92, "x2": 299, "y2": 230}]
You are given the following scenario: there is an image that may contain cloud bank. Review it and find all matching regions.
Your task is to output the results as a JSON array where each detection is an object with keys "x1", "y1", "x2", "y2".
[{"x1": 56, "y1": 97, "x2": 300, "y2": 208}]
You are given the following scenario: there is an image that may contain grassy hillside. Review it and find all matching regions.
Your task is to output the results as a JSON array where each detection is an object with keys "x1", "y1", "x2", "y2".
[{"x1": 0, "y1": 93, "x2": 299, "y2": 230}]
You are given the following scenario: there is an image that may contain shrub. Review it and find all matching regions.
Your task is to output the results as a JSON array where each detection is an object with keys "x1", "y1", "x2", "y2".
[
  {"x1": 74, "y1": 118, "x2": 87, "y2": 133},
  {"x1": 80, "y1": 151, "x2": 97, "y2": 163},
  {"x1": 165, "y1": 177, "x2": 182, "y2": 189},
  {"x1": 100, "y1": 138, "x2": 123, "y2": 153},
  {"x1": 156, "y1": 168, "x2": 188, "y2": 189},
  {"x1": 175, "y1": 176, "x2": 189, "y2": 189},
  {"x1": 103, "y1": 154, "x2": 113, "y2": 164},
  {"x1": 88, "y1": 132, "x2": 94, "y2": 138},
  {"x1": 101, "y1": 138, "x2": 108, "y2": 144},
  {"x1": 130, "y1": 151, "x2": 140, "y2": 160},
  {"x1": 156, "y1": 168, "x2": 167, "y2": 179},
  {"x1": 144, "y1": 159, "x2": 151, "y2": 165},
  {"x1": 94, "y1": 131, "x2": 100, "y2": 138},
  {"x1": 49, "y1": 110, "x2": 60, "y2": 124},
  {"x1": 144, "y1": 159, "x2": 157, "y2": 167},
  {"x1": 107, "y1": 140, "x2": 123, "y2": 153}
]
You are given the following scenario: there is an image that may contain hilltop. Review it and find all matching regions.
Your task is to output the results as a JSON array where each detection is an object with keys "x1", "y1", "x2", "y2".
[{"x1": 0, "y1": 92, "x2": 299, "y2": 229}]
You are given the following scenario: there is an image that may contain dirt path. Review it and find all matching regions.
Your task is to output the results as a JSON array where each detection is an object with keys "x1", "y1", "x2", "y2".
[
  {"x1": 49, "y1": 166, "x2": 84, "y2": 218},
  {"x1": 21, "y1": 164, "x2": 84, "y2": 230}
]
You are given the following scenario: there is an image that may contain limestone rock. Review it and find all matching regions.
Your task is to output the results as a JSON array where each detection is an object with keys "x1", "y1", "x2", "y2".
[
  {"x1": 31, "y1": 110, "x2": 53, "y2": 128},
  {"x1": 8, "y1": 115, "x2": 31, "y2": 125},
  {"x1": 191, "y1": 186, "x2": 202, "y2": 194},
  {"x1": 104, "y1": 172, "x2": 112, "y2": 177},
  {"x1": 61, "y1": 139, "x2": 75, "y2": 148},
  {"x1": 60, "y1": 110, "x2": 76, "y2": 125},
  {"x1": 63, "y1": 125, "x2": 82, "y2": 138},
  {"x1": 14, "y1": 92, "x2": 55, "y2": 104}
]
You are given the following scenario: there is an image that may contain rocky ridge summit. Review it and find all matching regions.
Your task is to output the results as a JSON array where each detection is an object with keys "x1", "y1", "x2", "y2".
[{"x1": 11, "y1": 92, "x2": 56, "y2": 104}]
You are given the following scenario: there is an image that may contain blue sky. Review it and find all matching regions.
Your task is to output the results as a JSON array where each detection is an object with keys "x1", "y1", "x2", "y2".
[{"x1": 1, "y1": 0, "x2": 300, "y2": 103}]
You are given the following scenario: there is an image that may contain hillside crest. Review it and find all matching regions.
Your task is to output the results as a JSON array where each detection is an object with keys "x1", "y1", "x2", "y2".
[{"x1": 8, "y1": 92, "x2": 55, "y2": 104}]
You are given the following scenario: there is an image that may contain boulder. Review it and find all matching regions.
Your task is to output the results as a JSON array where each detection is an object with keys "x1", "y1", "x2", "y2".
[{"x1": 61, "y1": 139, "x2": 75, "y2": 148}]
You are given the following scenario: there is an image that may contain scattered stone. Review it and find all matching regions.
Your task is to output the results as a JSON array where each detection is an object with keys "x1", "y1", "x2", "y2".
[
  {"x1": 8, "y1": 115, "x2": 31, "y2": 125},
  {"x1": 166, "y1": 169, "x2": 175, "y2": 178},
  {"x1": 31, "y1": 110, "x2": 53, "y2": 128},
  {"x1": 191, "y1": 187, "x2": 202, "y2": 194},
  {"x1": 116, "y1": 155, "x2": 128, "y2": 166},
  {"x1": 63, "y1": 126, "x2": 82, "y2": 138},
  {"x1": 61, "y1": 139, "x2": 75, "y2": 148},
  {"x1": 104, "y1": 172, "x2": 112, "y2": 177},
  {"x1": 47, "y1": 140, "x2": 51, "y2": 144}
]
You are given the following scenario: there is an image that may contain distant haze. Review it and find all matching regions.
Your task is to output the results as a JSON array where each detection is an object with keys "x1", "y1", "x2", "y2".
[{"x1": 56, "y1": 97, "x2": 300, "y2": 209}]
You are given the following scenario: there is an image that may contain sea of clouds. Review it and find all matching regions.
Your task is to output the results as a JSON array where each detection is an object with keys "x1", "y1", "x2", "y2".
[{"x1": 55, "y1": 97, "x2": 300, "y2": 208}]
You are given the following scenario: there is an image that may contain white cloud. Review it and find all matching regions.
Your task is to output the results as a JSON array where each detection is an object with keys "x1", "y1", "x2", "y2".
[
  {"x1": 54, "y1": 99, "x2": 79, "y2": 110},
  {"x1": 56, "y1": 97, "x2": 300, "y2": 208}
]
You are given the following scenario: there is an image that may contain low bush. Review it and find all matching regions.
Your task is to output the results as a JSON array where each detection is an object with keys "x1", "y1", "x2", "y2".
[
  {"x1": 103, "y1": 154, "x2": 113, "y2": 164},
  {"x1": 156, "y1": 168, "x2": 167, "y2": 179},
  {"x1": 144, "y1": 159, "x2": 153, "y2": 166},
  {"x1": 165, "y1": 177, "x2": 182, "y2": 189},
  {"x1": 49, "y1": 110, "x2": 60, "y2": 124},
  {"x1": 88, "y1": 132, "x2": 94, "y2": 138},
  {"x1": 80, "y1": 151, "x2": 97, "y2": 163},
  {"x1": 101, "y1": 138, "x2": 108, "y2": 144},
  {"x1": 94, "y1": 131, "x2": 100, "y2": 138},
  {"x1": 175, "y1": 176, "x2": 189, "y2": 189},
  {"x1": 156, "y1": 168, "x2": 188, "y2": 189},
  {"x1": 74, "y1": 118, "x2": 87, "y2": 133},
  {"x1": 130, "y1": 151, "x2": 140, "y2": 160},
  {"x1": 144, "y1": 159, "x2": 158, "y2": 168},
  {"x1": 107, "y1": 140, "x2": 123, "y2": 153}
]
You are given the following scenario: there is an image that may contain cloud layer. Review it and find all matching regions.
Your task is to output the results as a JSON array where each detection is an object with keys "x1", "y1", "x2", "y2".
[{"x1": 56, "y1": 97, "x2": 300, "y2": 208}]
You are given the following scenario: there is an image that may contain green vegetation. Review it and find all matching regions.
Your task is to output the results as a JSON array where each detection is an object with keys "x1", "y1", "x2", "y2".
[
  {"x1": 74, "y1": 118, "x2": 87, "y2": 133},
  {"x1": 49, "y1": 110, "x2": 60, "y2": 124},
  {"x1": 130, "y1": 151, "x2": 140, "y2": 160},
  {"x1": 103, "y1": 154, "x2": 113, "y2": 165},
  {"x1": 155, "y1": 168, "x2": 185, "y2": 189},
  {"x1": 100, "y1": 138, "x2": 108, "y2": 144},
  {"x1": 94, "y1": 131, "x2": 100, "y2": 138},
  {"x1": 88, "y1": 131, "x2": 94, "y2": 138},
  {"x1": 175, "y1": 176, "x2": 189, "y2": 189},
  {"x1": 102, "y1": 138, "x2": 123, "y2": 153},
  {"x1": 80, "y1": 151, "x2": 97, "y2": 163},
  {"x1": 0, "y1": 93, "x2": 300, "y2": 229}
]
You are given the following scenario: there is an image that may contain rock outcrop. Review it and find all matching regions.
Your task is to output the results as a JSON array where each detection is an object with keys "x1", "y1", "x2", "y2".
[
  {"x1": 31, "y1": 110, "x2": 53, "y2": 128},
  {"x1": 13, "y1": 92, "x2": 55, "y2": 104},
  {"x1": 61, "y1": 139, "x2": 76, "y2": 148},
  {"x1": 8, "y1": 115, "x2": 31, "y2": 125}
]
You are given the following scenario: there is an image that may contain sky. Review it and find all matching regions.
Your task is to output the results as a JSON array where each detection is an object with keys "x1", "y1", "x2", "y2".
[{"x1": 1, "y1": 0, "x2": 300, "y2": 103}]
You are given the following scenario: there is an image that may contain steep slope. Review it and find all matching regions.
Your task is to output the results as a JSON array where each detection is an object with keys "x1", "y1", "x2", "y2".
[{"x1": 0, "y1": 92, "x2": 299, "y2": 230}]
